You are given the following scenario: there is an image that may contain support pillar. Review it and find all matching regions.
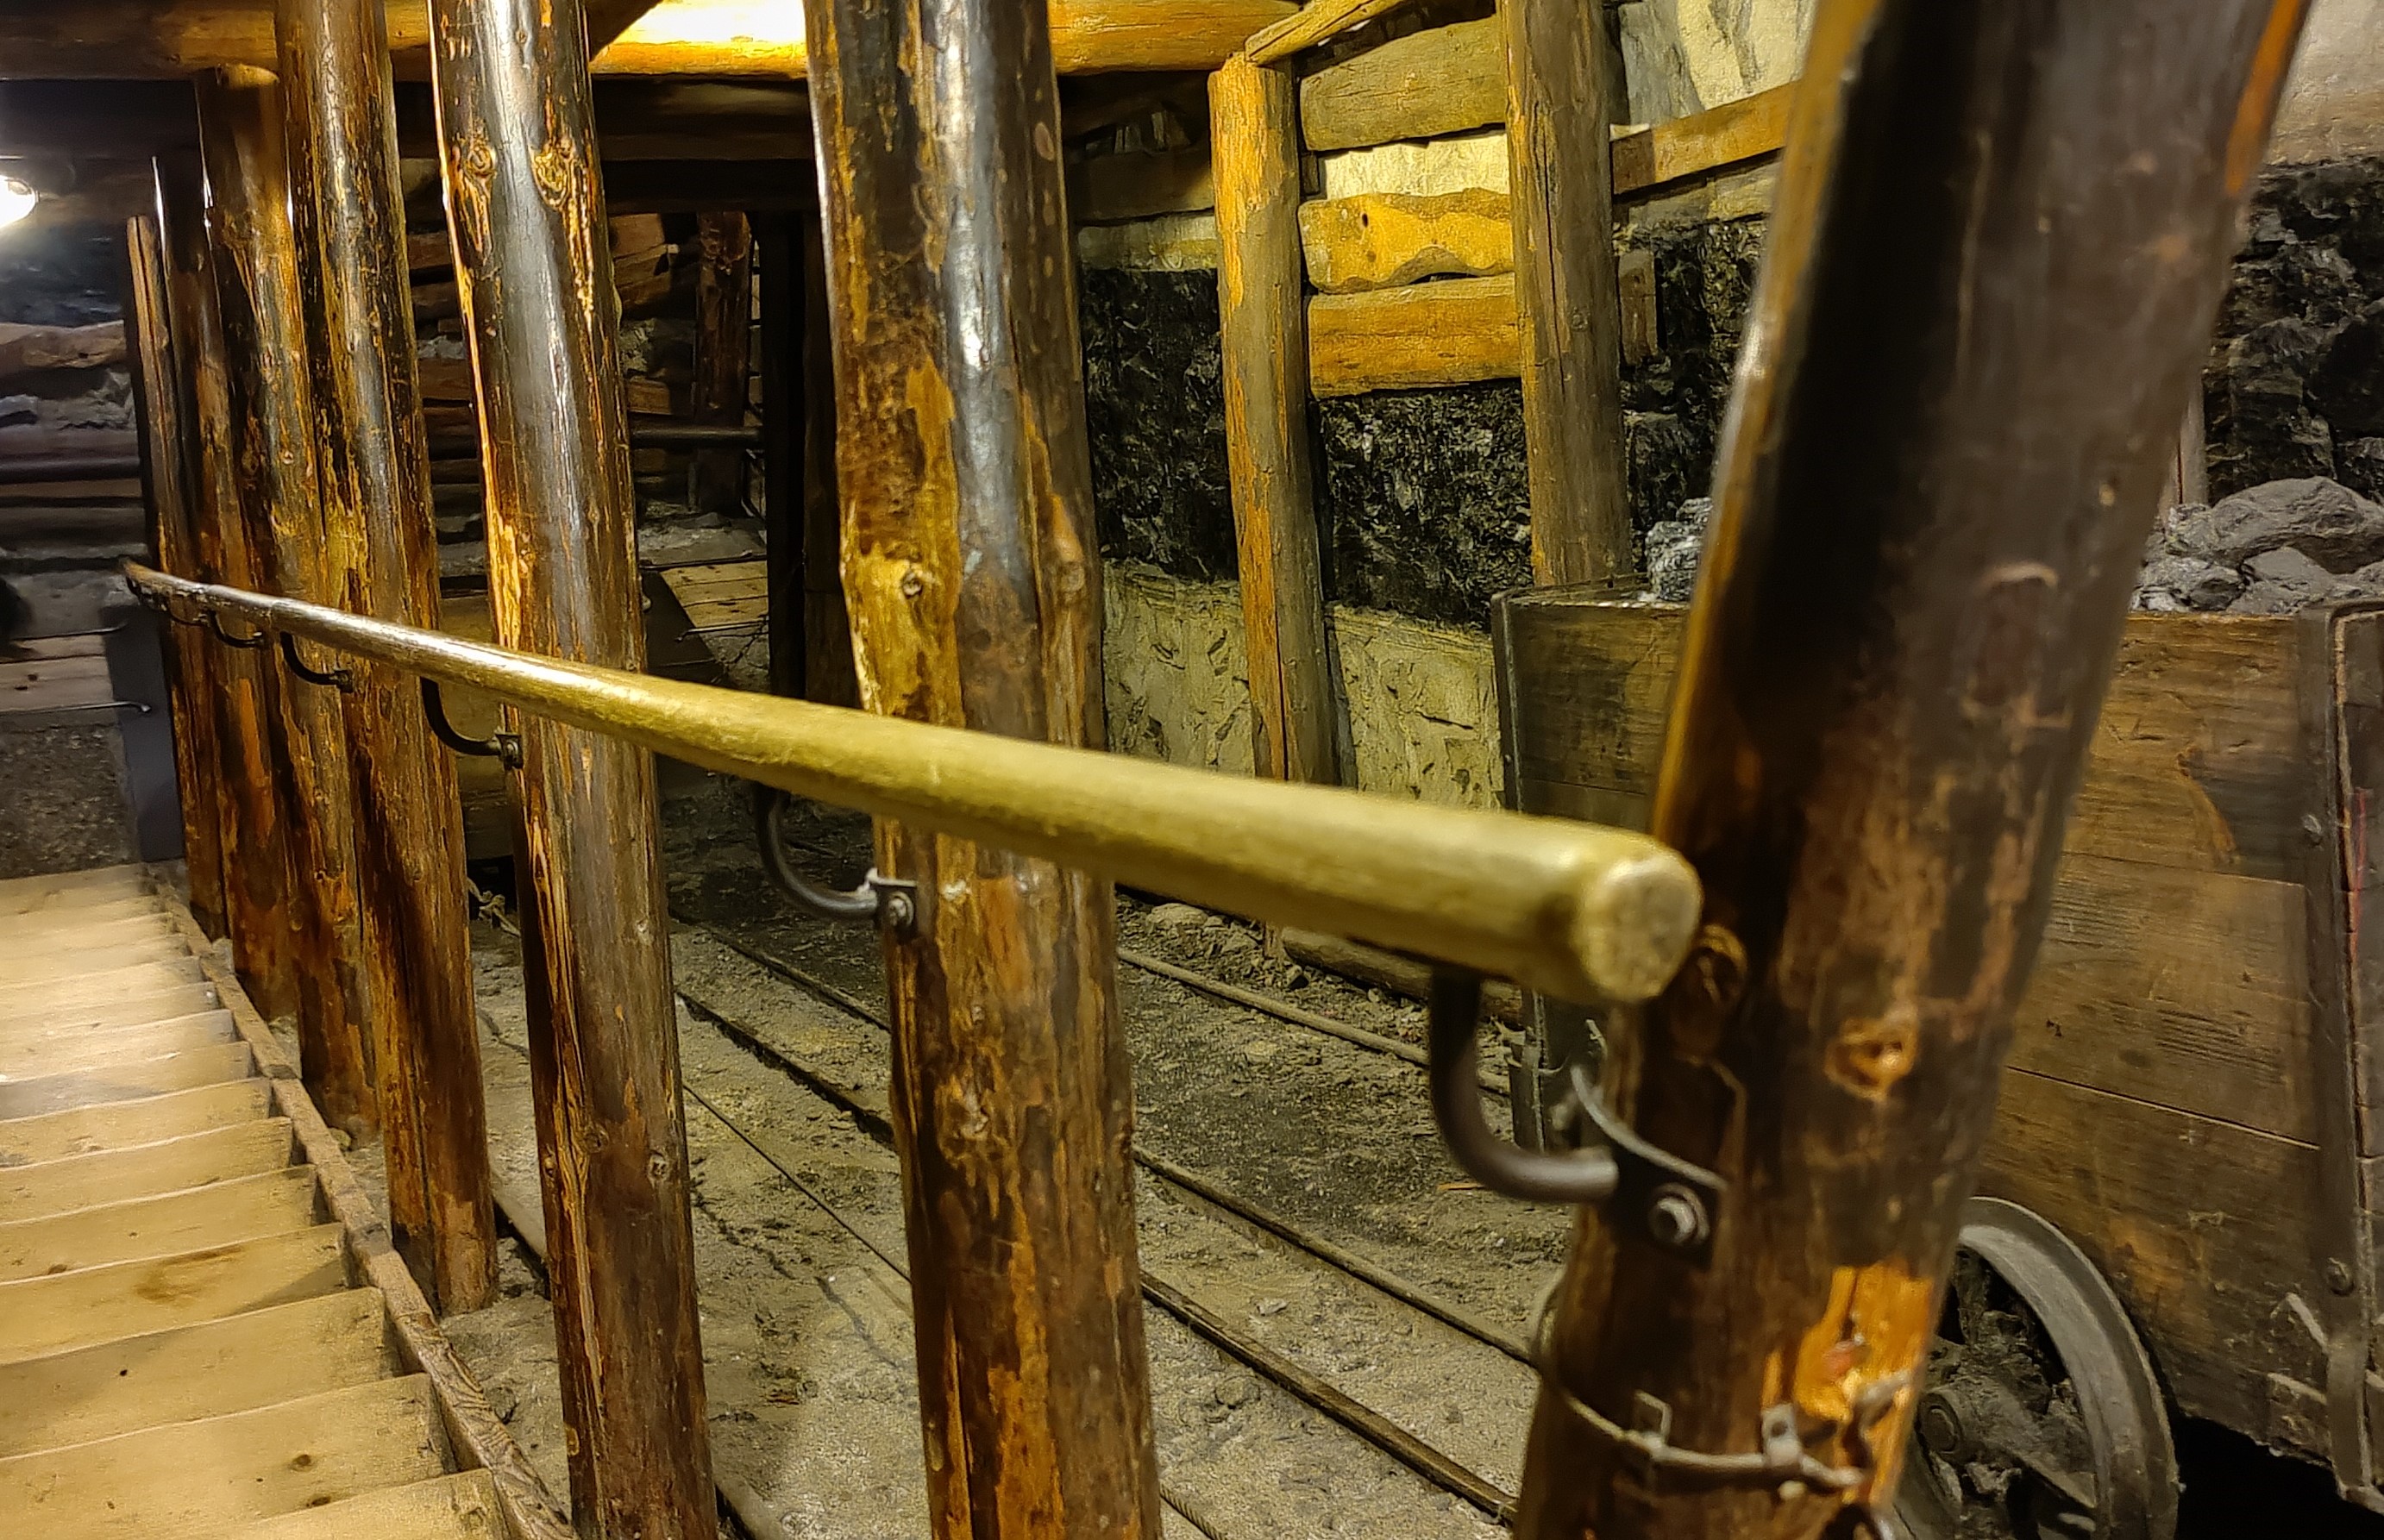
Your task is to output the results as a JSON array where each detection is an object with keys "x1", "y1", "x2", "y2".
[
  {"x1": 426, "y1": 0, "x2": 713, "y2": 1532},
  {"x1": 1515, "y1": 3, "x2": 2313, "y2": 1537},
  {"x1": 756, "y1": 201, "x2": 856, "y2": 706},
  {"x1": 194, "y1": 69, "x2": 380, "y2": 1138},
  {"x1": 123, "y1": 210, "x2": 229, "y2": 941},
  {"x1": 690, "y1": 211, "x2": 753, "y2": 518},
  {"x1": 279, "y1": 0, "x2": 498, "y2": 1314},
  {"x1": 801, "y1": 0, "x2": 1163, "y2": 1529},
  {"x1": 153, "y1": 153, "x2": 298, "y2": 1026}
]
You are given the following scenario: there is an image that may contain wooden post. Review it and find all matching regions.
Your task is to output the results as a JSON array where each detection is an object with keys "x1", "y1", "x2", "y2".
[
  {"x1": 426, "y1": 0, "x2": 714, "y2": 1532},
  {"x1": 1504, "y1": 0, "x2": 1632, "y2": 584},
  {"x1": 802, "y1": 0, "x2": 1163, "y2": 1529},
  {"x1": 278, "y1": 0, "x2": 498, "y2": 1314},
  {"x1": 194, "y1": 66, "x2": 380, "y2": 1140},
  {"x1": 755, "y1": 210, "x2": 805, "y2": 698},
  {"x1": 690, "y1": 211, "x2": 753, "y2": 518},
  {"x1": 1515, "y1": 3, "x2": 2312, "y2": 1537},
  {"x1": 1213, "y1": 52, "x2": 1339, "y2": 786},
  {"x1": 123, "y1": 210, "x2": 230, "y2": 942},
  {"x1": 154, "y1": 154, "x2": 302, "y2": 1027}
]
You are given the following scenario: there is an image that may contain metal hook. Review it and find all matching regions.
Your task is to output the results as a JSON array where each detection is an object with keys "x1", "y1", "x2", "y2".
[
  {"x1": 421, "y1": 677, "x2": 522, "y2": 768},
  {"x1": 1427, "y1": 968, "x2": 1724, "y2": 1260},
  {"x1": 278, "y1": 630, "x2": 355, "y2": 692},
  {"x1": 204, "y1": 609, "x2": 270, "y2": 648},
  {"x1": 755, "y1": 786, "x2": 918, "y2": 933}
]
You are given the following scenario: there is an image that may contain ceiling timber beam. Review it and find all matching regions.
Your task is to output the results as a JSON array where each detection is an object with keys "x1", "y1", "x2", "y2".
[{"x1": 0, "y1": 0, "x2": 1295, "y2": 80}]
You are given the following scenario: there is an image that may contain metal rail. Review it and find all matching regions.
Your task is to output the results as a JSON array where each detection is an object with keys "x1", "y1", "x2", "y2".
[{"x1": 123, "y1": 561, "x2": 1699, "y2": 1005}]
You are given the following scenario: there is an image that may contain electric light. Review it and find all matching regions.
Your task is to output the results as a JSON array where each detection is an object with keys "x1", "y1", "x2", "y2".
[{"x1": 0, "y1": 177, "x2": 35, "y2": 230}]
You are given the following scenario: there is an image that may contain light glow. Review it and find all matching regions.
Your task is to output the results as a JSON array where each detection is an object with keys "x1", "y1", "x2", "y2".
[{"x1": 0, "y1": 177, "x2": 35, "y2": 230}]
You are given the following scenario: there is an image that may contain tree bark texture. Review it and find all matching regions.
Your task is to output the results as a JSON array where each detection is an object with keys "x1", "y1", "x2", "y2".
[
  {"x1": 427, "y1": 0, "x2": 715, "y2": 1531},
  {"x1": 279, "y1": 0, "x2": 498, "y2": 1315},
  {"x1": 154, "y1": 153, "x2": 301, "y2": 1026},
  {"x1": 1516, "y1": 3, "x2": 2317, "y2": 1537},
  {"x1": 194, "y1": 66, "x2": 380, "y2": 1140},
  {"x1": 123, "y1": 209, "x2": 230, "y2": 942},
  {"x1": 801, "y1": 0, "x2": 1164, "y2": 1531}
]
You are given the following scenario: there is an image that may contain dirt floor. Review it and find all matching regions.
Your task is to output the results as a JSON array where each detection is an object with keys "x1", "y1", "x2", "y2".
[{"x1": 411, "y1": 771, "x2": 2384, "y2": 1540}]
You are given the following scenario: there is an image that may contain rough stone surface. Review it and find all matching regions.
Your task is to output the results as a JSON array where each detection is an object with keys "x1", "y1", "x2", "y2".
[
  {"x1": 1642, "y1": 498, "x2": 1711, "y2": 602},
  {"x1": 1621, "y1": 216, "x2": 1766, "y2": 549},
  {"x1": 0, "y1": 726, "x2": 133, "y2": 879},
  {"x1": 2172, "y1": 476, "x2": 2384, "y2": 569},
  {"x1": 1313, "y1": 381, "x2": 1532, "y2": 628},
  {"x1": 2207, "y1": 155, "x2": 2384, "y2": 499},
  {"x1": 1079, "y1": 267, "x2": 1236, "y2": 582}
]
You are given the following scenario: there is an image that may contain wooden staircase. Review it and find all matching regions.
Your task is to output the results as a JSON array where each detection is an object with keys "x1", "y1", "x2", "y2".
[{"x1": 0, "y1": 865, "x2": 568, "y2": 1540}]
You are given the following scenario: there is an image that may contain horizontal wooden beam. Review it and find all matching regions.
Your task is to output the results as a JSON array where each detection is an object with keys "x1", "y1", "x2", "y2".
[
  {"x1": 1245, "y1": 0, "x2": 1420, "y2": 66},
  {"x1": 0, "y1": 0, "x2": 1294, "y2": 79},
  {"x1": 1078, "y1": 145, "x2": 1214, "y2": 223},
  {"x1": 1300, "y1": 15, "x2": 1505, "y2": 153},
  {"x1": 1297, "y1": 188, "x2": 1509, "y2": 292},
  {"x1": 1308, "y1": 273, "x2": 1519, "y2": 395},
  {"x1": 0, "y1": 322, "x2": 126, "y2": 379}
]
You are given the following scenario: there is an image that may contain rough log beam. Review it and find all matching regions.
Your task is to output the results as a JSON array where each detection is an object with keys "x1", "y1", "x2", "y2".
[
  {"x1": 122, "y1": 213, "x2": 229, "y2": 942},
  {"x1": 194, "y1": 66, "x2": 380, "y2": 1140},
  {"x1": 0, "y1": 0, "x2": 1295, "y2": 78},
  {"x1": 427, "y1": 0, "x2": 715, "y2": 1531},
  {"x1": 1506, "y1": 0, "x2": 1630, "y2": 584},
  {"x1": 154, "y1": 153, "x2": 301, "y2": 1026},
  {"x1": 690, "y1": 210, "x2": 753, "y2": 520},
  {"x1": 803, "y1": 0, "x2": 1164, "y2": 1531},
  {"x1": 279, "y1": 0, "x2": 497, "y2": 1316},
  {"x1": 1214, "y1": 51, "x2": 1339, "y2": 787},
  {"x1": 1517, "y1": 3, "x2": 2313, "y2": 1537}
]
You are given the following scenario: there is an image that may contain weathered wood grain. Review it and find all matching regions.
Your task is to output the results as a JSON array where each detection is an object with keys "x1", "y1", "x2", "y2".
[
  {"x1": 195, "y1": 67, "x2": 380, "y2": 1139},
  {"x1": 689, "y1": 211, "x2": 752, "y2": 518},
  {"x1": 426, "y1": 0, "x2": 715, "y2": 1529},
  {"x1": 1299, "y1": 16, "x2": 1505, "y2": 153},
  {"x1": 279, "y1": 0, "x2": 497, "y2": 1314},
  {"x1": 1296, "y1": 188, "x2": 1511, "y2": 293},
  {"x1": 1505, "y1": 0, "x2": 1630, "y2": 584},
  {"x1": 1245, "y1": 0, "x2": 1421, "y2": 66},
  {"x1": 1081, "y1": 146, "x2": 1215, "y2": 224},
  {"x1": 1610, "y1": 81, "x2": 1793, "y2": 198},
  {"x1": 1214, "y1": 53, "x2": 1340, "y2": 786},
  {"x1": 1308, "y1": 273, "x2": 1520, "y2": 394},
  {"x1": 0, "y1": 321, "x2": 125, "y2": 379},
  {"x1": 806, "y1": 0, "x2": 1164, "y2": 1527}
]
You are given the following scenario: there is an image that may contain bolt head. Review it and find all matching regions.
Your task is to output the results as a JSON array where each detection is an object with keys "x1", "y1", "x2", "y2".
[{"x1": 1646, "y1": 1184, "x2": 1710, "y2": 1249}]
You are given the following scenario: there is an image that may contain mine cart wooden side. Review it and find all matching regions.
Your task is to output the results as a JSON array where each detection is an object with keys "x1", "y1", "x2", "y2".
[{"x1": 1496, "y1": 589, "x2": 2384, "y2": 1506}]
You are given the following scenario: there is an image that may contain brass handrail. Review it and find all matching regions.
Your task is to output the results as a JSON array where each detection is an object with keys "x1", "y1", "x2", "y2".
[{"x1": 126, "y1": 561, "x2": 1700, "y2": 1003}]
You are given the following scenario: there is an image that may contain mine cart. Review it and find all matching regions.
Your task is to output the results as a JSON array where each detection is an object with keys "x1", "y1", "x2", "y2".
[{"x1": 1496, "y1": 589, "x2": 2384, "y2": 1536}]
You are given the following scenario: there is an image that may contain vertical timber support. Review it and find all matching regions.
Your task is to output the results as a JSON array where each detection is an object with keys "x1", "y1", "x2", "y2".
[
  {"x1": 428, "y1": 0, "x2": 715, "y2": 1533},
  {"x1": 279, "y1": 0, "x2": 498, "y2": 1314},
  {"x1": 194, "y1": 66, "x2": 380, "y2": 1140},
  {"x1": 154, "y1": 154, "x2": 300, "y2": 1026},
  {"x1": 1515, "y1": 3, "x2": 2313, "y2": 1538},
  {"x1": 123, "y1": 210, "x2": 229, "y2": 941},
  {"x1": 1213, "y1": 52, "x2": 1339, "y2": 786},
  {"x1": 801, "y1": 0, "x2": 1164, "y2": 1530},
  {"x1": 1505, "y1": 0, "x2": 1632, "y2": 585},
  {"x1": 691, "y1": 211, "x2": 754, "y2": 518}
]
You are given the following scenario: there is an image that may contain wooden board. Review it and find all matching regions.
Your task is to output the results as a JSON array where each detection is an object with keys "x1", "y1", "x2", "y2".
[
  {"x1": 0, "y1": 911, "x2": 173, "y2": 952},
  {"x1": 1080, "y1": 146, "x2": 1214, "y2": 224},
  {"x1": 0, "y1": 1118, "x2": 295, "y2": 1223},
  {"x1": 0, "y1": 1224, "x2": 348, "y2": 1363},
  {"x1": 0, "y1": 864, "x2": 143, "y2": 904},
  {"x1": 0, "y1": 895, "x2": 169, "y2": 935},
  {"x1": 1610, "y1": 82, "x2": 1794, "y2": 200},
  {"x1": 233, "y1": 1469, "x2": 505, "y2": 1539},
  {"x1": 1308, "y1": 274, "x2": 1521, "y2": 395},
  {"x1": 0, "y1": 1164, "x2": 317, "y2": 1283},
  {"x1": 1299, "y1": 16, "x2": 1505, "y2": 153},
  {"x1": 0, "y1": 1373, "x2": 446, "y2": 1537},
  {"x1": 0, "y1": 1286, "x2": 392, "y2": 1459},
  {"x1": 662, "y1": 559, "x2": 772, "y2": 634},
  {"x1": 0, "y1": 1080, "x2": 275, "y2": 1166},
  {"x1": 8, "y1": 956, "x2": 209, "y2": 1010},
  {"x1": 0, "y1": 653, "x2": 114, "y2": 714},
  {"x1": 0, "y1": 1011, "x2": 237, "y2": 1078},
  {"x1": 0, "y1": 1042, "x2": 255, "y2": 1122},
  {"x1": 0, "y1": 937, "x2": 191, "y2": 986},
  {"x1": 1297, "y1": 188, "x2": 1512, "y2": 293},
  {"x1": 0, "y1": 983, "x2": 224, "y2": 1038},
  {"x1": 1978, "y1": 1069, "x2": 2326, "y2": 1443}
]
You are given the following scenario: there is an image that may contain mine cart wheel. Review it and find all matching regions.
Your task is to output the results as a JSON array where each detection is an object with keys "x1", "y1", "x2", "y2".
[{"x1": 1894, "y1": 1198, "x2": 2176, "y2": 1540}]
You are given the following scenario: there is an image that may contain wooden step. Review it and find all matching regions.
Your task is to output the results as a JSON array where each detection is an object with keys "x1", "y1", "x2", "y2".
[
  {"x1": 0, "y1": 1224, "x2": 348, "y2": 1362},
  {"x1": 0, "y1": 982, "x2": 223, "y2": 1038},
  {"x1": 0, "y1": 868, "x2": 146, "y2": 914},
  {"x1": 0, "y1": 1286, "x2": 392, "y2": 1457},
  {"x1": 0, "y1": 1164, "x2": 317, "y2": 1281},
  {"x1": 0, "y1": 1002, "x2": 231, "y2": 1052},
  {"x1": 0, "y1": 938, "x2": 190, "y2": 986},
  {"x1": 0, "y1": 1080, "x2": 275, "y2": 1165},
  {"x1": 233, "y1": 1469, "x2": 504, "y2": 1540},
  {"x1": 0, "y1": 1372, "x2": 447, "y2": 1539},
  {"x1": 0, "y1": 1042, "x2": 254, "y2": 1121},
  {"x1": 0, "y1": 911, "x2": 173, "y2": 951},
  {"x1": 0, "y1": 895, "x2": 170, "y2": 936},
  {"x1": 3, "y1": 955, "x2": 206, "y2": 1009},
  {"x1": 0, "y1": 1009, "x2": 235, "y2": 1075},
  {"x1": 0, "y1": 1118, "x2": 295, "y2": 1223}
]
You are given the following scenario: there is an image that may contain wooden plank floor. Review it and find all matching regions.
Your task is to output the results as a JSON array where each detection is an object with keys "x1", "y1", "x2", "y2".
[{"x1": 0, "y1": 866, "x2": 569, "y2": 1540}]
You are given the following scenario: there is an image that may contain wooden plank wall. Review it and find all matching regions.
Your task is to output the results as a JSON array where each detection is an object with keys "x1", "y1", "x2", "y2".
[{"x1": 1495, "y1": 593, "x2": 2335, "y2": 1449}]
